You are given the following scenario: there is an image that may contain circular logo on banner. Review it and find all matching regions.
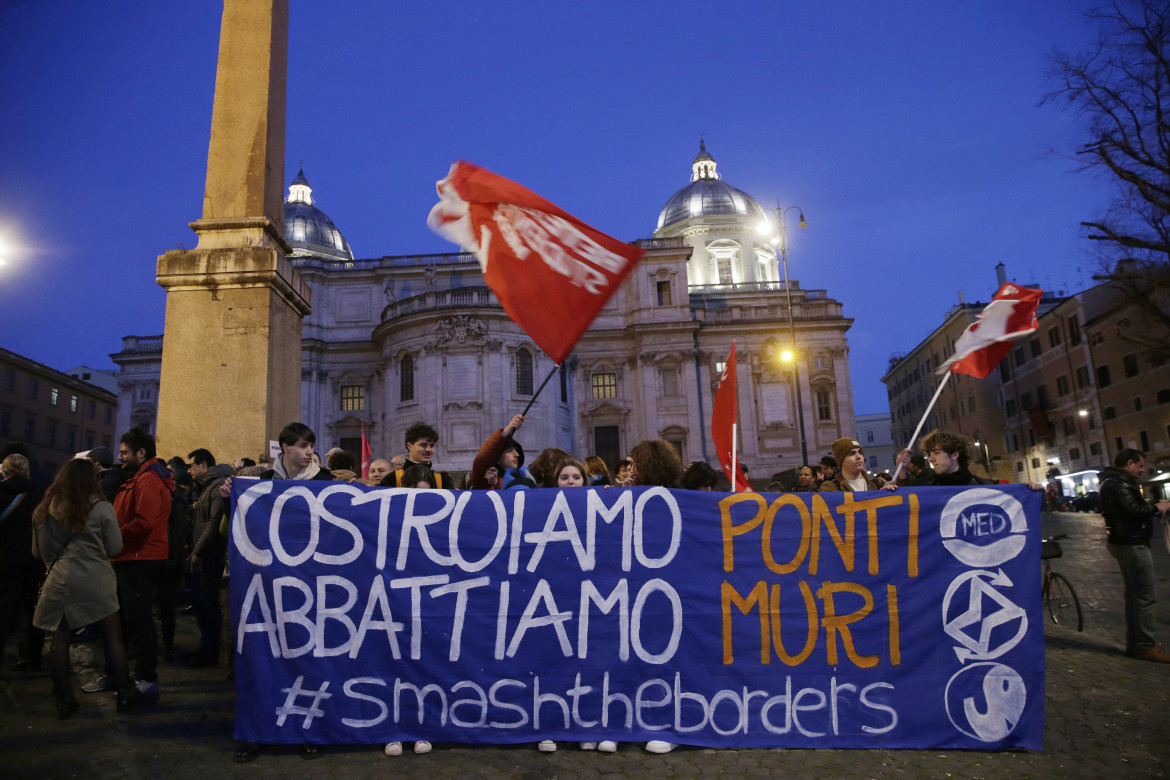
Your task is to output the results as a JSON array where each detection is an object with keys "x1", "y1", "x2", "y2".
[
  {"x1": 944, "y1": 662, "x2": 1026, "y2": 742},
  {"x1": 938, "y1": 488, "x2": 1028, "y2": 567},
  {"x1": 942, "y1": 570, "x2": 1027, "y2": 661}
]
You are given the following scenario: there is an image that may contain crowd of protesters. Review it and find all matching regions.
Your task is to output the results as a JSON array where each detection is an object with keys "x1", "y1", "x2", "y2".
[{"x1": 0, "y1": 415, "x2": 1163, "y2": 762}]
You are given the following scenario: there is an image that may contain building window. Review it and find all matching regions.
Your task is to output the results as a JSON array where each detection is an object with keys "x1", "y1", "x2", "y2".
[
  {"x1": 1048, "y1": 326, "x2": 1062, "y2": 349},
  {"x1": 27, "y1": 378, "x2": 38, "y2": 400},
  {"x1": 868, "y1": 456, "x2": 877, "y2": 468},
  {"x1": 0, "y1": 408, "x2": 9, "y2": 437},
  {"x1": 1088, "y1": 412, "x2": 1096, "y2": 429},
  {"x1": 1031, "y1": 457, "x2": 1041, "y2": 468},
  {"x1": 1062, "y1": 416, "x2": 1075, "y2": 436},
  {"x1": 1104, "y1": 406, "x2": 1116, "y2": 420},
  {"x1": 1134, "y1": 396, "x2": 1143, "y2": 412},
  {"x1": 24, "y1": 414, "x2": 35, "y2": 441},
  {"x1": 1014, "y1": 348, "x2": 1025, "y2": 367},
  {"x1": 84, "y1": 431, "x2": 94, "y2": 450},
  {"x1": 1069, "y1": 447, "x2": 1081, "y2": 461},
  {"x1": 1075, "y1": 365, "x2": 1090, "y2": 389},
  {"x1": 70, "y1": 394, "x2": 78, "y2": 413},
  {"x1": 1124, "y1": 353, "x2": 1139, "y2": 378},
  {"x1": 1140, "y1": 430, "x2": 1150, "y2": 451},
  {"x1": 867, "y1": 430, "x2": 875, "y2": 443},
  {"x1": 340, "y1": 385, "x2": 365, "y2": 411},
  {"x1": 656, "y1": 281, "x2": 672, "y2": 306},
  {"x1": 137, "y1": 387, "x2": 152, "y2": 401},
  {"x1": 1021, "y1": 391, "x2": 1033, "y2": 409},
  {"x1": 516, "y1": 349, "x2": 534, "y2": 395},
  {"x1": 1097, "y1": 365, "x2": 1111, "y2": 388},
  {"x1": 559, "y1": 366, "x2": 569, "y2": 404},
  {"x1": 50, "y1": 387, "x2": 59, "y2": 406},
  {"x1": 1090, "y1": 442, "x2": 1102, "y2": 456},
  {"x1": 400, "y1": 355, "x2": 414, "y2": 402},
  {"x1": 1037, "y1": 384, "x2": 1049, "y2": 407},
  {"x1": 591, "y1": 372, "x2": 617, "y2": 399},
  {"x1": 1068, "y1": 317, "x2": 1081, "y2": 345},
  {"x1": 1006, "y1": 399, "x2": 1017, "y2": 417},
  {"x1": 1028, "y1": 429, "x2": 1036, "y2": 447},
  {"x1": 2, "y1": 370, "x2": 14, "y2": 391},
  {"x1": 814, "y1": 357, "x2": 827, "y2": 369},
  {"x1": 816, "y1": 390, "x2": 832, "y2": 421},
  {"x1": 968, "y1": 394, "x2": 976, "y2": 411},
  {"x1": 65, "y1": 426, "x2": 76, "y2": 451},
  {"x1": 1056, "y1": 375, "x2": 1070, "y2": 396},
  {"x1": 1016, "y1": 461, "x2": 1024, "y2": 473},
  {"x1": 46, "y1": 419, "x2": 57, "y2": 447},
  {"x1": 661, "y1": 367, "x2": 680, "y2": 396},
  {"x1": 1029, "y1": 338, "x2": 1041, "y2": 358},
  {"x1": 104, "y1": 406, "x2": 113, "y2": 424},
  {"x1": 86, "y1": 400, "x2": 96, "y2": 419}
]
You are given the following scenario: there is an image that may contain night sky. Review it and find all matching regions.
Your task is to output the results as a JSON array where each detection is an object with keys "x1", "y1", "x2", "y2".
[{"x1": 0, "y1": 1, "x2": 1109, "y2": 416}]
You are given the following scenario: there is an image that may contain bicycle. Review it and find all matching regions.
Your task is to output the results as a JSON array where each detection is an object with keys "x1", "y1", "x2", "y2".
[{"x1": 1041, "y1": 534, "x2": 1083, "y2": 631}]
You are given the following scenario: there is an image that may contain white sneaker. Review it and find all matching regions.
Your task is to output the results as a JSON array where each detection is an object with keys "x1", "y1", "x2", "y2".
[
  {"x1": 413, "y1": 741, "x2": 432, "y2": 754},
  {"x1": 383, "y1": 742, "x2": 403, "y2": 756},
  {"x1": 598, "y1": 740, "x2": 618, "y2": 753},
  {"x1": 579, "y1": 742, "x2": 597, "y2": 750},
  {"x1": 81, "y1": 674, "x2": 114, "y2": 693},
  {"x1": 538, "y1": 740, "x2": 557, "y2": 752},
  {"x1": 645, "y1": 740, "x2": 676, "y2": 754}
]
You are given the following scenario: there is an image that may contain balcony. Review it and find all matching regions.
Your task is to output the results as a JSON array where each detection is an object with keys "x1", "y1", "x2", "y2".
[{"x1": 381, "y1": 287, "x2": 500, "y2": 322}]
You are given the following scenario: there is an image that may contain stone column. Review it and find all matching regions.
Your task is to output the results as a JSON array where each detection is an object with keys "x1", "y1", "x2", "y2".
[{"x1": 154, "y1": 0, "x2": 310, "y2": 462}]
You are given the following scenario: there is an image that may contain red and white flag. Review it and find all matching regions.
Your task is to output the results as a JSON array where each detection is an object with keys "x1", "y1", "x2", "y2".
[
  {"x1": 427, "y1": 161, "x2": 643, "y2": 365},
  {"x1": 938, "y1": 283, "x2": 1044, "y2": 378},
  {"x1": 360, "y1": 422, "x2": 372, "y2": 481},
  {"x1": 711, "y1": 342, "x2": 751, "y2": 492}
]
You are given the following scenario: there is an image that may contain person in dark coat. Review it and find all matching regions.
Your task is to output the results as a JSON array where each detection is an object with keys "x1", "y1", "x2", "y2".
[{"x1": 0, "y1": 453, "x2": 44, "y2": 672}]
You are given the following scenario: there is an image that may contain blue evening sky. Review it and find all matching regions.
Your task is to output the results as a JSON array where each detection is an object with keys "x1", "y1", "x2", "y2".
[{"x1": 0, "y1": 1, "x2": 1109, "y2": 416}]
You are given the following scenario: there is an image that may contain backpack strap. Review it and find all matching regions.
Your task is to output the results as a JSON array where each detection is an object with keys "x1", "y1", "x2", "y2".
[
  {"x1": 435, "y1": 472, "x2": 444, "y2": 489},
  {"x1": 394, "y1": 468, "x2": 405, "y2": 487}
]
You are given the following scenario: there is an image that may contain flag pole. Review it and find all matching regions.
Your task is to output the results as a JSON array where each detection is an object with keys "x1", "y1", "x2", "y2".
[
  {"x1": 521, "y1": 364, "x2": 560, "y2": 417},
  {"x1": 891, "y1": 371, "x2": 953, "y2": 481},
  {"x1": 731, "y1": 423, "x2": 738, "y2": 491}
]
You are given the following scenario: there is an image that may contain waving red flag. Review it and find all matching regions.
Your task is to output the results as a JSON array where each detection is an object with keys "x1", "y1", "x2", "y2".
[
  {"x1": 427, "y1": 161, "x2": 643, "y2": 365},
  {"x1": 711, "y1": 342, "x2": 751, "y2": 492},
  {"x1": 940, "y1": 283, "x2": 1044, "y2": 378}
]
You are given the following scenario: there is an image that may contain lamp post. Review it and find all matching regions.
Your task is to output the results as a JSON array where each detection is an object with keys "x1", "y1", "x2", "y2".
[{"x1": 760, "y1": 205, "x2": 809, "y2": 465}]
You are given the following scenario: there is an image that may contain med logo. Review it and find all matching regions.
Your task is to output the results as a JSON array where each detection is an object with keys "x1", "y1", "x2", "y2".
[{"x1": 938, "y1": 488, "x2": 1027, "y2": 567}]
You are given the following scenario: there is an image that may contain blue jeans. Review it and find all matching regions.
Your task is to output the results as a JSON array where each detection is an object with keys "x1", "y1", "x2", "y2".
[{"x1": 1108, "y1": 543, "x2": 1157, "y2": 652}]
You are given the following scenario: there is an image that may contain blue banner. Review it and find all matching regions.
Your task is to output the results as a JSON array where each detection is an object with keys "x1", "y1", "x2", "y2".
[{"x1": 229, "y1": 481, "x2": 1043, "y2": 749}]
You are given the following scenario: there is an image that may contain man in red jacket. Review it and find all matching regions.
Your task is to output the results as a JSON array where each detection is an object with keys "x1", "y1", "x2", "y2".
[{"x1": 107, "y1": 426, "x2": 172, "y2": 702}]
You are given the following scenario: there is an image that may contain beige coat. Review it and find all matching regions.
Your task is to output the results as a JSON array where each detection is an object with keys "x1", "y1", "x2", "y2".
[{"x1": 32, "y1": 498, "x2": 123, "y2": 629}]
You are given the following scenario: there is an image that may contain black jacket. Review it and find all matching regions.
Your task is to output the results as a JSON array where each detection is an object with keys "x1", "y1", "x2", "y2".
[
  {"x1": 0, "y1": 475, "x2": 39, "y2": 567},
  {"x1": 1099, "y1": 466, "x2": 1159, "y2": 545},
  {"x1": 927, "y1": 467, "x2": 995, "y2": 487}
]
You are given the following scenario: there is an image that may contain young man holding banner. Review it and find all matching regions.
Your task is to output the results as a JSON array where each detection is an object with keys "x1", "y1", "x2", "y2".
[{"x1": 819, "y1": 438, "x2": 897, "y2": 493}]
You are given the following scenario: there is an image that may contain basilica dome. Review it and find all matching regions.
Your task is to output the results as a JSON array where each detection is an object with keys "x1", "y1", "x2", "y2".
[
  {"x1": 284, "y1": 167, "x2": 354, "y2": 262},
  {"x1": 656, "y1": 141, "x2": 765, "y2": 232}
]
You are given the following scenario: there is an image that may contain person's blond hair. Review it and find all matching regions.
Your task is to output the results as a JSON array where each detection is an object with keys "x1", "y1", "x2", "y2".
[{"x1": 1, "y1": 453, "x2": 29, "y2": 479}]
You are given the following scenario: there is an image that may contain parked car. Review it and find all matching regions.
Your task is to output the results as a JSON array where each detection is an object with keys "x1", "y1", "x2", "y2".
[{"x1": 1072, "y1": 491, "x2": 1100, "y2": 513}]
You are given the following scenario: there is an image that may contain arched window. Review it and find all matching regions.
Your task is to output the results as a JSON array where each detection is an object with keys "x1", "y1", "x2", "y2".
[
  {"x1": 516, "y1": 349, "x2": 534, "y2": 395},
  {"x1": 400, "y1": 355, "x2": 414, "y2": 402}
]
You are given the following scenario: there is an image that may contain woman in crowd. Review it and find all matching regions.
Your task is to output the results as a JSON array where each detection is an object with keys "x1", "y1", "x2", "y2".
[
  {"x1": 545, "y1": 456, "x2": 587, "y2": 488},
  {"x1": 32, "y1": 458, "x2": 141, "y2": 718},
  {"x1": 614, "y1": 457, "x2": 635, "y2": 487},
  {"x1": 0, "y1": 453, "x2": 44, "y2": 673},
  {"x1": 583, "y1": 455, "x2": 612, "y2": 487},
  {"x1": 681, "y1": 461, "x2": 718, "y2": 491}
]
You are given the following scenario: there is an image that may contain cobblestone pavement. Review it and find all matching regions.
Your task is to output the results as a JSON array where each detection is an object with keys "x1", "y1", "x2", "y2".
[{"x1": 2, "y1": 511, "x2": 1168, "y2": 779}]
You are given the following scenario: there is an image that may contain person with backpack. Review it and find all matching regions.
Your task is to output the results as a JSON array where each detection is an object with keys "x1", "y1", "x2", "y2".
[
  {"x1": 187, "y1": 448, "x2": 233, "y2": 668},
  {"x1": 380, "y1": 422, "x2": 450, "y2": 489}
]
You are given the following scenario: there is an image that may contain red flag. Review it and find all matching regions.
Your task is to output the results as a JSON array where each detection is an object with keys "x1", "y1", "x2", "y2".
[
  {"x1": 360, "y1": 423, "x2": 372, "y2": 481},
  {"x1": 711, "y1": 343, "x2": 751, "y2": 492},
  {"x1": 940, "y1": 283, "x2": 1044, "y2": 378},
  {"x1": 427, "y1": 161, "x2": 644, "y2": 365}
]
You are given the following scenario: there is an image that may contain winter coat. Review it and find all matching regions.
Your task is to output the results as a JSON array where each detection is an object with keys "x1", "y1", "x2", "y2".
[
  {"x1": 111, "y1": 458, "x2": 173, "y2": 561},
  {"x1": 0, "y1": 475, "x2": 40, "y2": 567},
  {"x1": 1099, "y1": 466, "x2": 1159, "y2": 545},
  {"x1": 32, "y1": 497, "x2": 122, "y2": 629}
]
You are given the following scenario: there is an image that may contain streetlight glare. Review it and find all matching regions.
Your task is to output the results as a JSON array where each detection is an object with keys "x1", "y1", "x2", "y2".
[{"x1": 780, "y1": 349, "x2": 793, "y2": 362}]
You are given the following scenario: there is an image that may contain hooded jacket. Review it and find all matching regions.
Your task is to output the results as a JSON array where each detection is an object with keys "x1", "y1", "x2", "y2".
[
  {"x1": 1099, "y1": 465, "x2": 1159, "y2": 545},
  {"x1": 192, "y1": 463, "x2": 234, "y2": 556},
  {"x1": 111, "y1": 457, "x2": 174, "y2": 561}
]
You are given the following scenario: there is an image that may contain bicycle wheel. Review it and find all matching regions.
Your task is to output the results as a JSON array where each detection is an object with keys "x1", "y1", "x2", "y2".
[{"x1": 1045, "y1": 572, "x2": 1083, "y2": 632}]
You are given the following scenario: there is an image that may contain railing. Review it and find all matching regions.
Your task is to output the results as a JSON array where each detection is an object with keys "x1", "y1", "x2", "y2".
[
  {"x1": 118, "y1": 335, "x2": 164, "y2": 353},
  {"x1": 690, "y1": 280, "x2": 803, "y2": 295},
  {"x1": 632, "y1": 237, "x2": 686, "y2": 249},
  {"x1": 381, "y1": 287, "x2": 500, "y2": 321},
  {"x1": 691, "y1": 302, "x2": 842, "y2": 323},
  {"x1": 290, "y1": 251, "x2": 481, "y2": 271}
]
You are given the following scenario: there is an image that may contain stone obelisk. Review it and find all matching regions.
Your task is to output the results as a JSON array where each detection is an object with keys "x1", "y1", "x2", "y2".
[{"x1": 155, "y1": 0, "x2": 309, "y2": 462}]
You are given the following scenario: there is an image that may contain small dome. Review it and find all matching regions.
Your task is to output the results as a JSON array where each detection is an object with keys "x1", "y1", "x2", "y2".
[
  {"x1": 283, "y1": 167, "x2": 354, "y2": 262},
  {"x1": 656, "y1": 141, "x2": 765, "y2": 232}
]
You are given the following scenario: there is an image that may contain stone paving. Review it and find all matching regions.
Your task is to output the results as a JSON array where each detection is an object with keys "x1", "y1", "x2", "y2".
[{"x1": 2, "y1": 510, "x2": 1168, "y2": 779}]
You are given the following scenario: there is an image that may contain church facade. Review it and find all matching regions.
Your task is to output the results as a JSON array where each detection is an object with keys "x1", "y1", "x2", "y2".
[{"x1": 112, "y1": 144, "x2": 857, "y2": 478}]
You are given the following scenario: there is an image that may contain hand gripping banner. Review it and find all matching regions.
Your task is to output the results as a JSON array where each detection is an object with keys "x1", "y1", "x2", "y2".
[{"x1": 230, "y1": 480, "x2": 1043, "y2": 749}]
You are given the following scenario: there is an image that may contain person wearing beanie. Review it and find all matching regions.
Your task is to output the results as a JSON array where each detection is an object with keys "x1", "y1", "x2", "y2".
[
  {"x1": 470, "y1": 414, "x2": 531, "y2": 490},
  {"x1": 819, "y1": 437, "x2": 896, "y2": 493}
]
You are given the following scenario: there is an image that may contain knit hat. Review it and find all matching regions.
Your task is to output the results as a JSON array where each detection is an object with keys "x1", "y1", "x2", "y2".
[
  {"x1": 832, "y1": 438, "x2": 863, "y2": 467},
  {"x1": 87, "y1": 447, "x2": 115, "y2": 468}
]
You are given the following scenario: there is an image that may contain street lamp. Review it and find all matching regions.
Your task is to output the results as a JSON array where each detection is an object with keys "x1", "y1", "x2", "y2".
[{"x1": 759, "y1": 204, "x2": 808, "y2": 465}]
